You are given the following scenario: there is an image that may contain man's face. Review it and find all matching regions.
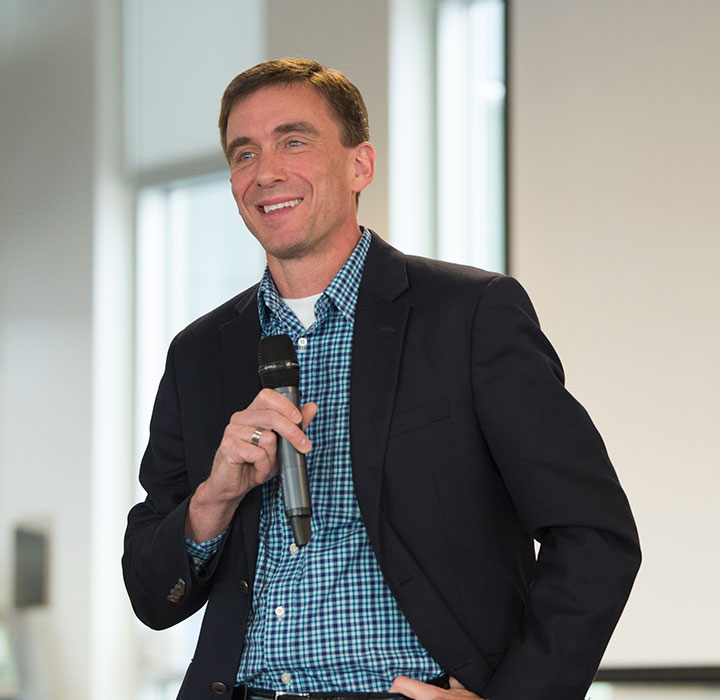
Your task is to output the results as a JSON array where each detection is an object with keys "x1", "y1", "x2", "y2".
[{"x1": 225, "y1": 83, "x2": 372, "y2": 263}]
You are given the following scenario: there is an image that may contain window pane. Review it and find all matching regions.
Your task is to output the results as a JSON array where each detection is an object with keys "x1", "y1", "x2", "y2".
[{"x1": 437, "y1": 0, "x2": 506, "y2": 272}]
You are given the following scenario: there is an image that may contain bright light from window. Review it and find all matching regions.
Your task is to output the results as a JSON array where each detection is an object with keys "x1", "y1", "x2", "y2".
[{"x1": 437, "y1": 0, "x2": 506, "y2": 272}]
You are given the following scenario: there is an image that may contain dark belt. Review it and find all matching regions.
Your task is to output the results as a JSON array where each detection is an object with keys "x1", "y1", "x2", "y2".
[
  {"x1": 236, "y1": 675, "x2": 449, "y2": 700},
  {"x1": 241, "y1": 691, "x2": 409, "y2": 700}
]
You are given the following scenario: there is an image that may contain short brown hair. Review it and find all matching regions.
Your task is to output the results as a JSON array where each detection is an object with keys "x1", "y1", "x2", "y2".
[{"x1": 218, "y1": 58, "x2": 370, "y2": 159}]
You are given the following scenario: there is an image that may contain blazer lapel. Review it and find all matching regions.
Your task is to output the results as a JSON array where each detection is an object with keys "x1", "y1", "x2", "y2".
[
  {"x1": 350, "y1": 233, "x2": 409, "y2": 548},
  {"x1": 219, "y1": 287, "x2": 262, "y2": 420},
  {"x1": 219, "y1": 287, "x2": 263, "y2": 581}
]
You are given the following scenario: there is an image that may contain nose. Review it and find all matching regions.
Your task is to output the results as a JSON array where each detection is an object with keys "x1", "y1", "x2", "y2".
[{"x1": 255, "y1": 150, "x2": 287, "y2": 187}]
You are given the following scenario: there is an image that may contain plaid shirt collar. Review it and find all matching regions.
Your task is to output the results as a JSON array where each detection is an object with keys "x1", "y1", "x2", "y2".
[{"x1": 257, "y1": 227, "x2": 371, "y2": 332}]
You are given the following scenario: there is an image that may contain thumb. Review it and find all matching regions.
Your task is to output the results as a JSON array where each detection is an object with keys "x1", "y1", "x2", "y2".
[{"x1": 389, "y1": 676, "x2": 441, "y2": 700}]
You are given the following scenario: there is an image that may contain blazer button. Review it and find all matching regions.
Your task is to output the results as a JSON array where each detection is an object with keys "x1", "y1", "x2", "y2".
[
  {"x1": 166, "y1": 577, "x2": 186, "y2": 603},
  {"x1": 211, "y1": 681, "x2": 229, "y2": 694},
  {"x1": 239, "y1": 579, "x2": 249, "y2": 594}
]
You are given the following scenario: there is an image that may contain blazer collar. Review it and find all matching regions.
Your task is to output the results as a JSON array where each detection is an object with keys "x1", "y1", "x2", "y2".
[
  {"x1": 350, "y1": 232, "x2": 410, "y2": 548},
  {"x1": 220, "y1": 286, "x2": 263, "y2": 581}
]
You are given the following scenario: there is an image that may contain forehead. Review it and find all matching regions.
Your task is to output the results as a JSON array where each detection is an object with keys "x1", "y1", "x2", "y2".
[{"x1": 226, "y1": 83, "x2": 341, "y2": 141}]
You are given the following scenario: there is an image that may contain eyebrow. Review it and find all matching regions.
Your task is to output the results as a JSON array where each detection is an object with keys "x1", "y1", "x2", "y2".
[
  {"x1": 275, "y1": 121, "x2": 320, "y2": 137},
  {"x1": 227, "y1": 121, "x2": 321, "y2": 157}
]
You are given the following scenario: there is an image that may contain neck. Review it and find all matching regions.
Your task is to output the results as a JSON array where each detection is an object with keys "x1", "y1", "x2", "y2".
[{"x1": 267, "y1": 227, "x2": 362, "y2": 298}]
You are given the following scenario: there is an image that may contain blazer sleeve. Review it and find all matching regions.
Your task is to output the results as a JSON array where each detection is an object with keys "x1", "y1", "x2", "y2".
[
  {"x1": 122, "y1": 338, "x2": 225, "y2": 630},
  {"x1": 471, "y1": 276, "x2": 641, "y2": 700}
]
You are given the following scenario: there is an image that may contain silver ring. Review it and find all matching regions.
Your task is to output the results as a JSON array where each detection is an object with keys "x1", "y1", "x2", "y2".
[{"x1": 250, "y1": 427, "x2": 264, "y2": 446}]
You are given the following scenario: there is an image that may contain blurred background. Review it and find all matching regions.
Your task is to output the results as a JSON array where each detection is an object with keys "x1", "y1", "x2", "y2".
[{"x1": 1, "y1": 0, "x2": 719, "y2": 698}]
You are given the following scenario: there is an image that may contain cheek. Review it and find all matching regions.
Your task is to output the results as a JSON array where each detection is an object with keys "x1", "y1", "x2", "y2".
[
  {"x1": 229, "y1": 174, "x2": 250, "y2": 211},
  {"x1": 314, "y1": 161, "x2": 350, "y2": 196}
]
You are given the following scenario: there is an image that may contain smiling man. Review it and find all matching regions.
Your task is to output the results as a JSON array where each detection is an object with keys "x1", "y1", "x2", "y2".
[{"x1": 123, "y1": 59, "x2": 640, "y2": 700}]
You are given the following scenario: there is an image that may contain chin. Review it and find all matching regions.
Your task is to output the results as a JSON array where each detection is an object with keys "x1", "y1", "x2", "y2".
[{"x1": 262, "y1": 235, "x2": 312, "y2": 261}]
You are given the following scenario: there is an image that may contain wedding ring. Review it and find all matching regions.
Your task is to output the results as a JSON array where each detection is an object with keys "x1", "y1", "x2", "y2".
[{"x1": 250, "y1": 428, "x2": 264, "y2": 446}]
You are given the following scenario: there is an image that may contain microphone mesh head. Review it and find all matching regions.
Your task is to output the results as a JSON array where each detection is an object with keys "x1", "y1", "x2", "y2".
[{"x1": 258, "y1": 334, "x2": 300, "y2": 388}]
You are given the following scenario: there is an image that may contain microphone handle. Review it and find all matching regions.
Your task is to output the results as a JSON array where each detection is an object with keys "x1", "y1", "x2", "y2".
[{"x1": 274, "y1": 385, "x2": 311, "y2": 546}]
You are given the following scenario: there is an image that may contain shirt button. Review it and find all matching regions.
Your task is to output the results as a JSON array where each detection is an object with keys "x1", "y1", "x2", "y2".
[
  {"x1": 289, "y1": 543, "x2": 299, "y2": 554},
  {"x1": 281, "y1": 672, "x2": 292, "y2": 685},
  {"x1": 298, "y1": 337, "x2": 308, "y2": 347},
  {"x1": 275, "y1": 605, "x2": 285, "y2": 618}
]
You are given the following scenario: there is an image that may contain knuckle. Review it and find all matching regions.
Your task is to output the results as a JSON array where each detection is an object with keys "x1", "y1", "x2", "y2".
[
  {"x1": 257, "y1": 388, "x2": 277, "y2": 405},
  {"x1": 229, "y1": 409, "x2": 247, "y2": 424}
]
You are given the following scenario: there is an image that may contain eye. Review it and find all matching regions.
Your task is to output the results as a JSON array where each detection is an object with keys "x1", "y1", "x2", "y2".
[
  {"x1": 230, "y1": 149, "x2": 256, "y2": 167},
  {"x1": 287, "y1": 139, "x2": 302, "y2": 148}
]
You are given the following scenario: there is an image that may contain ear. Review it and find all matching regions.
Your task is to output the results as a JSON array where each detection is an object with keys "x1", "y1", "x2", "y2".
[{"x1": 351, "y1": 142, "x2": 375, "y2": 193}]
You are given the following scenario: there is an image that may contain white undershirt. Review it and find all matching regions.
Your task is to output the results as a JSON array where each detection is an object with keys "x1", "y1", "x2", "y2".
[{"x1": 282, "y1": 293, "x2": 322, "y2": 330}]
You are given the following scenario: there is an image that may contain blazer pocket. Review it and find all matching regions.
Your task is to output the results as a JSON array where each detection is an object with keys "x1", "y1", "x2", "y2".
[{"x1": 389, "y1": 398, "x2": 451, "y2": 437}]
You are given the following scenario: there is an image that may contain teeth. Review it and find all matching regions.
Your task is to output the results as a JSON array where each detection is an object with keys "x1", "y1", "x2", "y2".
[{"x1": 263, "y1": 198, "x2": 302, "y2": 213}]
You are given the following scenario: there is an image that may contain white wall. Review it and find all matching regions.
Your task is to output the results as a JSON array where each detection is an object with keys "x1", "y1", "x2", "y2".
[
  {"x1": 510, "y1": 0, "x2": 720, "y2": 674},
  {"x1": 0, "y1": 1, "x2": 95, "y2": 698}
]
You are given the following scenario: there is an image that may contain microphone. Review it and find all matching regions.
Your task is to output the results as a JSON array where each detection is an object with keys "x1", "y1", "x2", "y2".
[{"x1": 258, "y1": 334, "x2": 311, "y2": 547}]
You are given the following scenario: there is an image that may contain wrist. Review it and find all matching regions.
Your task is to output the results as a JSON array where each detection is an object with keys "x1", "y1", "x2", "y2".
[{"x1": 185, "y1": 481, "x2": 239, "y2": 541}]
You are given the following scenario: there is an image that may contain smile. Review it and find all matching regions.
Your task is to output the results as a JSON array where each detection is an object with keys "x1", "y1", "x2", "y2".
[{"x1": 261, "y1": 198, "x2": 303, "y2": 214}]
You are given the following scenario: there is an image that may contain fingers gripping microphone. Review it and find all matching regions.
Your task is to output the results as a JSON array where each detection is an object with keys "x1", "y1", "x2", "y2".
[{"x1": 258, "y1": 334, "x2": 311, "y2": 547}]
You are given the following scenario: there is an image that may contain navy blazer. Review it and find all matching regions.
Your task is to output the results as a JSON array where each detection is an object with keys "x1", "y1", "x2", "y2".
[{"x1": 123, "y1": 232, "x2": 640, "y2": 700}]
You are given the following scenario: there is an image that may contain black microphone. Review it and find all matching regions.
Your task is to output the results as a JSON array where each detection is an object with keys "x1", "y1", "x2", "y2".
[{"x1": 258, "y1": 334, "x2": 311, "y2": 547}]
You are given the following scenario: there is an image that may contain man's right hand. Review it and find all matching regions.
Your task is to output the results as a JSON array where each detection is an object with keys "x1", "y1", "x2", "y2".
[{"x1": 185, "y1": 388, "x2": 318, "y2": 542}]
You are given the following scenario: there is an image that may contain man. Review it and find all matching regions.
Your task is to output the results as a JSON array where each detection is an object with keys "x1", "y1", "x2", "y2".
[{"x1": 123, "y1": 59, "x2": 640, "y2": 700}]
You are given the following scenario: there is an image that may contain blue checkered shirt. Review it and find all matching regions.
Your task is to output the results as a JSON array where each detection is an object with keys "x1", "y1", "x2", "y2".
[{"x1": 196, "y1": 229, "x2": 441, "y2": 691}]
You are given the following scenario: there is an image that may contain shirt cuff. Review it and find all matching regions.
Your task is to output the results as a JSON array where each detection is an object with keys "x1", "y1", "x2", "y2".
[{"x1": 185, "y1": 530, "x2": 227, "y2": 571}]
